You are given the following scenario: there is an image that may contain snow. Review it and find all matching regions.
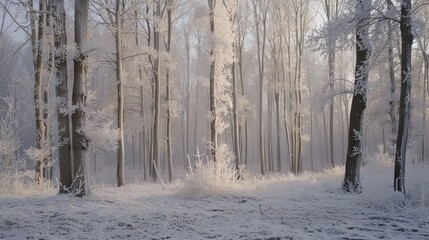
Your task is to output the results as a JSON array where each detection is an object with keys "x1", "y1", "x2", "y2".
[{"x1": 1, "y1": 158, "x2": 429, "y2": 239}]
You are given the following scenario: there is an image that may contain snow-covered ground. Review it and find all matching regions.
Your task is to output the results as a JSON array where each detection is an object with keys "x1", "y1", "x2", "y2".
[{"x1": 1, "y1": 157, "x2": 429, "y2": 240}]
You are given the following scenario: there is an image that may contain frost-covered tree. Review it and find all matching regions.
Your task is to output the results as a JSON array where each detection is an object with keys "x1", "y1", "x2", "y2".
[
  {"x1": 322, "y1": 0, "x2": 345, "y2": 168},
  {"x1": 24, "y1": 0, "x2": 53, "y2": 183},
  {"x1": 52, "y1": 0, "x2": 72, "y2": 193},
  {"x1": 394, "y1": 0, "x2": 413, "y2": 193},
  {"x1": 207, "y1": 0, "x2": 236, "y2": 169},
  {"x1": 165, "y1": 0, "x2": 175, "y2": 183},
  {"x1": 113, "y1": 0, "x2": 125, "y2": 187},
  {"x1": 208, "y1": 0, "x2": 218, "y2": 162},
  {"x1": 0, "y1": 97, "x2": 21, "y2": 172},
  {"x1": 71, "y1": 0, "x2": 90, "y2": 196},
  {"x1": 343, "y1": 0, "x2": 372, "y2": 192}
]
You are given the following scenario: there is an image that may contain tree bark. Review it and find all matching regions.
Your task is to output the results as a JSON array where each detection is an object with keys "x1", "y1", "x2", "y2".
[
  {"x1": 53, "y1": 0, "x2": 72, "y2": 193},
  {"x1": 387, "y1": 0, "x2": 397, "y2": 151},
  {"x1": 31, "y1": 0, "x2": 47, "y2": 183},
  {"x1": 232, "y1": 46, "x2": 241, "y2": 178},
  {"x1": 253, "y1": 0, "x2": 269, "y2": 175},
  {"x1": 152, "y1": 1, "x2": 161, "y2": 181},
  {"x1": 166, "y1": 0, "x2": 173, "y2": 183},
  {"x1": 343, "y1": 0, "x2": 371, "y2": 192},
  {"x1": 71, "y1": 0, "x2": 89, "y2": 196},
  {"x1": 208, "y1": 0, "x2": 217, "y2": 162},
  {"x1": 115, "y1": 0, "x2": 125, "y2": 187},
  {"x1": 394, "y1": 0, "x2": 413, "y2": 193}
]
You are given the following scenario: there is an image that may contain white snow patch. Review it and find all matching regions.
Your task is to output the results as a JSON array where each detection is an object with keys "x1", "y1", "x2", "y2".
[{"x1": 1, "y1": 157, "x2": 429, "y2": 239}]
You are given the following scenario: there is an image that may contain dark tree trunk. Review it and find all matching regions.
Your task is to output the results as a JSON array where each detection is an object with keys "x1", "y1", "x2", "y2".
[
  {"x1": 53, "y1": 0, "x2": 72, "y2": 193},
  {"x1": 71, "y1": 0, "x2": 89, "y2": 197},
  {"x1": 115, "y1": 0, "x2": 125, "y2": 187},
  {"x1": 343, "y1": 0, "x2": 371, "y2": 192},
  {"x1": 387, "y1": 0, "x2": 397, "y2": 151},
  {"x1": 166, "y1": 0, "x2": 173, "y2": 183},
  {"x1": 394, "y1": 0, "x2": 413, "y2": 193},
  {"x1": 208, "y1": 0, "x2": 217, "y2": 162}
]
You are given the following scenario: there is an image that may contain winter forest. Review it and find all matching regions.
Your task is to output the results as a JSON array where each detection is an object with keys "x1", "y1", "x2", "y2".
[{"x1": 1, "y1": 0, "x2": 429, "y2": 239}]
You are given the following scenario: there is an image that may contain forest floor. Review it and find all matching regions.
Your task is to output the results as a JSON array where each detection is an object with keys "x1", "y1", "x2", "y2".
[{"x1": 1, "y1": 157, "x2": 429, "y2": 240}]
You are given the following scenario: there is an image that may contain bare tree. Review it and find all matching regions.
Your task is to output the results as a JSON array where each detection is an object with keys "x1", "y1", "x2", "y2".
[
  {"x1": 152, "y1": 0, "x2": 161, "y2": 181},
  {"x1": 343, "y1": 0, "x2": 371, "y2": 192},
  {"x1": 394, "y1": 0, "x2": 413, "y2": 193},
  {"x1": 71, "y1": 0, "x2": 90, "y2": 196},
  {"x1": 28, "y1": 0, "x2": 49, "y2": 183},
  {"x1": 386, "y1": 0, "x2": 397, "y2": 151},
  {"x1": 252, "y1": 0, "x2": 269, "y2": 175},
  {"x1": 322, "y1": 0, "x2": 343, "y2": 168},
  {"x1": 115, "y1": 0, "x2": 125, "y2": 187},
  {"x1": 166, "y1": 0, "x2": 174, "y2": 182},
  {"x1": 52, "y1": 0, "x2": 72, "y2": 193},
  {"x1": 208, "y1": 0, "x2": 218, "y2": 162}
]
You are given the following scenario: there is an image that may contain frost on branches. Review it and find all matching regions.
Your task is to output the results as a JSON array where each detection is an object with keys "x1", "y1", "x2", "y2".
[
  {"x1": 0, "y1": 97, "x2": 36, "y2": 195},
  {"x1": 81, "y1": 94, "x2": 120, "y2": 153},
  {"x1": 212, "y1": 1, "x2": 236, "y2": 148}
]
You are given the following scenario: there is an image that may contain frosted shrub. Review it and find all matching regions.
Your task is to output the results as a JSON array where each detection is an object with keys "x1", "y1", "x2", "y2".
[
  {"x1": 81, "y1": 109, "x2": 119, "y2": 152},
  {"x1": 0, "y1": 97, "x2": 21, "y2": 172},
  {"x1": 0, "y1": 97, "x2": 54, "y2": 195},
  {"x1": 0, "y1": 167, "x2": 54, "y2": 196},
  {"x1": 359, "y1": 146, "x2": 429, "y2": 210},
  {"x1": 179, "y1": 145, "x2": 243, "y2": 198}
]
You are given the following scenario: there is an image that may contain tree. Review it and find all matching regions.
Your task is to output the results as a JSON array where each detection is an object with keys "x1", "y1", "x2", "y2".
[
  {"x1": 252, "y1": 0, "x2": 269, "y2": 175},
  {"x1": 288, "y1": 0, "x2": 311, "y2": 174},
  {"x1": 166, "y1": 0, "x2": 174, "y2": 182},
  {"x1": 343, "y1": 0, "x2": 371, "y2": 192},
  {"x1": 394, "y1": 0, "x2": 413, "y2": 193},
  {"x1": 52, "y1": 0, "x2": 72, "y2": 193},
  {"x1": 71, "y1": 0, "x2": 90, "y2": 196},
  {"x1": 28, "y1": 0, "x2": 50, "y2": 183},
  {"x1": 208, "y1": 0, "x2": 218, "y2": 162},
  {"x1": 322, "y1": 0, "x2": 343, "y2": 168},
  {"x1": 115, "y1": 0, "x2": 125, "y2": 187},
  {"x1": 152, "y1": 0, "x2": 161, "y2": 181},
  {"x1": 386, "y1": 0, "x2": 398, "y2": 152}
]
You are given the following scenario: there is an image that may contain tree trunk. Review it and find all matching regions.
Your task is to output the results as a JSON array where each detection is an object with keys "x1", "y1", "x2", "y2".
[
  {"x1": 71, "y1": 0, "x2": 89, "y2": 196},
  {"x1": 237, "y1": 28, "x2": 248, "y2": 166},
  {"x1": 329, "y1": 50, "x2": 335, "y2": 168},
  {"x1": 343, "y1": 0, "x2": 371, "y2": 192},
  {"x1": 115, "y1": 0, "x2": 125, "y2": 187},
  {"x1": 53, "y1": 0, "x2": 72, "y2": 193},
  {"x1": 166, "y1": 1, "x2": 173, "y2": 183},
  {"x1": 31, "y1": 0, "x2": 47, "y2": 183},
  {"x1": 387, "y1": 0, "x2": 397, "y2": 151},
  {"x1": 208, "y1": 0, "x2": 217, "y2": 162},
  {"x1": 394, "y1": 0, "x2": 413, "y2": 193},
  {"x1": 194, "y1": 32, "x2": 202, "y2": 161},
  {"x1": 253, "y1": 0, "x2": 269, "y2": 175},
  {"x1": 232, "y1": 47, "x2": 241, "y2": 178},
  {"x1": 152, "y1": 1, "x2": 161, "y2": 181},
  {"x1": 275, "y1": 85, "x2": 281, "y2": 172},
  {"x1": 423, "y1": 56, "x2": 428, "y2": 162}
]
